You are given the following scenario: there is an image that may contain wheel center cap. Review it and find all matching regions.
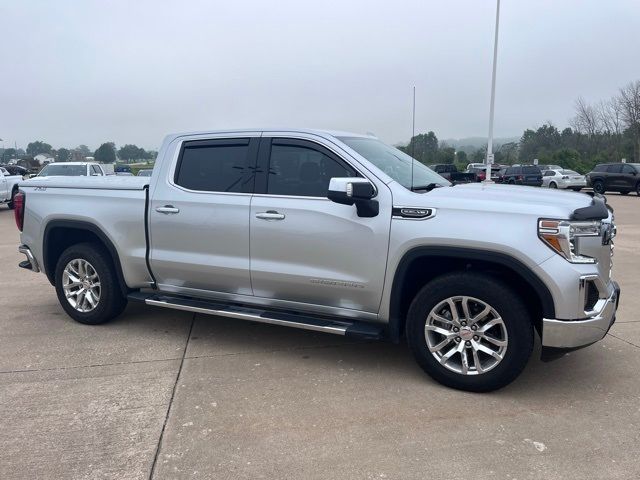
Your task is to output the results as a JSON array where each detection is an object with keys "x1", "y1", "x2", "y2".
[
  {"x1": 82, "y1": 280, "x2": 91, "y2": 289},
  {"x1": 459, "y1": 326, "x2": 473, "y2": 341}
]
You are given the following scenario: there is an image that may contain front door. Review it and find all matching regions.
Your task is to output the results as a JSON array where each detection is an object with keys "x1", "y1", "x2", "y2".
[
  {"x1": 249, "y1": 137, "x2": 391, "y2": 315},
  {"x1": 149, "y1": 136, "x2": 259, "y2": 298}
]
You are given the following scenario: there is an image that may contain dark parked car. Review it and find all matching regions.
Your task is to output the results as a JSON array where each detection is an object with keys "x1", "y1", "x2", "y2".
[
  {"x1": 0, "y1": 164, "x2": 28, "y2": 177},
  {"x1": 501, "y1": 165, "x2": 543, "y2": 187},
  {"x1": 114, "y1": 164, "x2": 133, "y2": 174},
  {"x1": 586, "y1": 163, "x2": 640, "y2": 195},
  {"x1": 427, "y1": 164, "x2": 476, "y2": 183}
]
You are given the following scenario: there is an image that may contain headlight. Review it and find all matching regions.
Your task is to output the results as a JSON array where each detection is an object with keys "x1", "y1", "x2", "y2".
[{"x1": 538, "y1": 219, "x2": 601, "y2": 264}]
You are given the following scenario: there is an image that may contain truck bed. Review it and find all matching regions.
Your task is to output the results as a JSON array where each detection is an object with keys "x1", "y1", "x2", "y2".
[{"x1": 18, "y1": 175, "x2": 153, "y2": 289}]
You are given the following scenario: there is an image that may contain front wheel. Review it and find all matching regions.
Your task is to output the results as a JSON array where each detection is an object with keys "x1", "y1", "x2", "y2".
[
  {"x1": 406, "y1": 272, "x2": 534, "y2": 392},
  {"x1": 54, "y1": 242, "x2": 127, "y2": 324}
]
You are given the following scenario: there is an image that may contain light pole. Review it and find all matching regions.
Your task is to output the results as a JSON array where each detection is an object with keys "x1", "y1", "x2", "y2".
[{"x1": 484, "y1": 0, "x2": 501, "y2": 184}]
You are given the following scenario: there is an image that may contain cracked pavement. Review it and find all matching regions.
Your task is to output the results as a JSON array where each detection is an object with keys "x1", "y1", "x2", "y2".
[{"x1": 1, "y1": 194, "x2": 639, "y2": 480}]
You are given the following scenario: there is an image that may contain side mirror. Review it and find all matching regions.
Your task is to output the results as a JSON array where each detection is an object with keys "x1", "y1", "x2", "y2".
[{"x1": 327, "y1": 177, "x2": 379, "y2": 218}]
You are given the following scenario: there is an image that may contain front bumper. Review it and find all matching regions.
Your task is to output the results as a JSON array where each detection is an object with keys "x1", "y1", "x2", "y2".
[{"x1": 542, "y1": 281, "x2": 620, "y2": 348}]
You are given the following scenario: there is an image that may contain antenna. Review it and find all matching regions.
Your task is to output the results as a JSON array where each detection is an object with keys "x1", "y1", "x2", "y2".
[{"x1": 411, "y1": 86, "x2": 416, "y2": 190}]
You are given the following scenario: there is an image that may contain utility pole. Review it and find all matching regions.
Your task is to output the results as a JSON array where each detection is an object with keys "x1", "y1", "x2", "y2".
[{"x1": 484, "y1": 0, "x2": 501, "y2": 184}]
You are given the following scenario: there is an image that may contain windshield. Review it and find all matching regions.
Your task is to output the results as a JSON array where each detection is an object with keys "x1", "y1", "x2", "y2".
[
  {"x1": 39, "y1": 164, "x2": 87, "y2": 176},
  {"x1": 337, "y1": 137, "x2": 450, "y2": 190}
]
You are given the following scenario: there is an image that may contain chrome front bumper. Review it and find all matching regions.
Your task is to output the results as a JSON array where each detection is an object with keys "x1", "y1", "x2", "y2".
[{"x1": 542, "y1": 281, "x2": 620, "y2": 348}]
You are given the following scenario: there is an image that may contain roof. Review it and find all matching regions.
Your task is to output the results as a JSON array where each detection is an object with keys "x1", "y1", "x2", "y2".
[
  {"x1": 165, "y1": 128, "x2": 374, "y2": 141},
  {"x1": 44, "y1": 162, "x2": 93, "y2": 166}
]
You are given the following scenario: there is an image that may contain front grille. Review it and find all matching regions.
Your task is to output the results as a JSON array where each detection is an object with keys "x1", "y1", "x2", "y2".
[{"x1": 585, "y1": 280, "x2": 599, "y2": 312}]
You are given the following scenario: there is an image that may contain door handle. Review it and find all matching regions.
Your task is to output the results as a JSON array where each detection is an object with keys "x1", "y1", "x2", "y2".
[
  {"x1": 156, "y1": 205, "x2": 180, "y2": 214},
  {"x1": 255, "y1": 210, "x2": 285, "y2": 220}
]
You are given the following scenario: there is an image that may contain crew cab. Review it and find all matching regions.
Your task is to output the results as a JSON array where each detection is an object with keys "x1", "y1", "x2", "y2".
[
  {"x1": 15, "y1": 129, "x2": 620, "y2": 392},
  {"x1": 1, "y1": 166, "x2": 22, "y2": 208}
]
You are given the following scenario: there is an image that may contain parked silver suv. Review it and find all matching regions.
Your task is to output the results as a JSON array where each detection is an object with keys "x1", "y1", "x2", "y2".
[{"x1": 15, "y1": 129, "x2": 620, "y2": 391}]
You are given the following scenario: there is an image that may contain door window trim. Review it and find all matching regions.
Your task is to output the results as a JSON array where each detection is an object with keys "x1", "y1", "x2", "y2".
[
  {"x1": 169, "y1": 137, "x2": 260, "y2": 195},
  {"x1": 253, "y1": 136, "x2": 374, "y2": 199}
]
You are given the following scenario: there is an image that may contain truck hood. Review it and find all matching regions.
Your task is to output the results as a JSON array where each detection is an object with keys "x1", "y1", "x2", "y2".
[{"x1": 408, "y1": 182, "x2": 596, "y2": 219}]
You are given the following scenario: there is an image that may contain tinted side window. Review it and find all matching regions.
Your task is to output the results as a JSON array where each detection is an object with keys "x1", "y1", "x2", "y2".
[
  {"x1": 175, "y1": 139, "x2": 251, "y2": 192},
  {"x1": 543, "y1": 171, "x2": 554, "y2": 177},
  {"x1": 622, "y1": 164, "x2": 635, "y2": 174},
  {"x1": 267, "y1": 143, "x2": 356, "y2": 197},
  {"x1": 607, "y1": 164, "x2": 622, "y2": 173},
  {"x1": 523, "y1": 166, "x2": 540, "y2": 174},
  {"x1": 593, "y1": 164, "x2": 607, "y2": 172}
]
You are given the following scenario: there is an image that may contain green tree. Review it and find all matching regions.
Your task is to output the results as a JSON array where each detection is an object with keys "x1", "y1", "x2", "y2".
[
  {"x1": 94, "y1": 142, "x2": 116, "y2": 163},
  {"x1": 118, "y1": 144, "x2": 147, "y2": 161},
  {"x1": 56, "y1": 148, "x2": 71, "y2": 162},
  {"x1": 1, "y1": 148, "x2": 17, "y2": 162},
  {"x1": 435, "y1": 146, "x2": 456, "y2": 164},
  {"x1": 26, "y1": 141, "x2": 52, "y2": 156},
  {"x1": 405, "y1": 131, "x2": 439, "y2": 164},
  {"x1": 455, "y1": 150, "x2": 468, "y2": 165}
]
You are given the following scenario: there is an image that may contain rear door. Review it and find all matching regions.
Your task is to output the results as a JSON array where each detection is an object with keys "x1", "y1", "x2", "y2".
[
  {"x1": 606, "y1": 164, "x2": 623, "y2": 189},
  {"x1": 249, "y1": 136, "x2": 391, "y2": 316},
  {"x1": 149, "y1": 135, "x2": 259, "y2": 298},
  {"x1": 621, "y1": 164, "x2": 637, "y2": 190}
]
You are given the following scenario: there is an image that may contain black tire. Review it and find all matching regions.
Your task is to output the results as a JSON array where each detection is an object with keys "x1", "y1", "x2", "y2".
[
  {"x1": 592, "y1": 179, "x2": 605, "y2": 194},
  {"x1": 549, "y1": 182, "x2": 557, "y2": 189},
  {"x1": 7, "y1": 188, "x2": 17, "y2": 209},
  {"x1": 406, "y1": 272, "x2": 534, "y2": 392},
  {"x1": 508, "y1": 179, "x2": 515, "y2": 185},
  {"x1": 636, "y1": 182, "x2": 640, "y2": 196},
  {"x1": 620, "y1": 190, "x2": 630, "y2": 195},
  {"x1": 54, "y1": 242, "x2": 127, "y2": 325},
  {"x1": 571, "y1": 187, "x2": 582, "y2": 191}
]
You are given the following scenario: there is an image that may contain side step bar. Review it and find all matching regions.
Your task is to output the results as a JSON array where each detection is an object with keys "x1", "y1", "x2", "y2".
[{"x1": 128, "y1": 292, "x2": 384, "y2": 340}]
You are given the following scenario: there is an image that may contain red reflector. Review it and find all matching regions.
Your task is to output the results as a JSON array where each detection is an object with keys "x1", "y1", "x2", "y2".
[{"x1": 14, "y1": 192, "x2": 25, "y2": 232}]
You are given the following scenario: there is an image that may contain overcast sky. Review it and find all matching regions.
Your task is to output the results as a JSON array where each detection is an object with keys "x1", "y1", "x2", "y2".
[{"x1": 1, "y1": 0, "x2": 639, "y2": 151}]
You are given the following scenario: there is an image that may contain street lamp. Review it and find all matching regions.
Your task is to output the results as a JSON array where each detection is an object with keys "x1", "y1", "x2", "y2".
[{"x1": 484, "y1": 0, "x2": 501, "y2": 184}]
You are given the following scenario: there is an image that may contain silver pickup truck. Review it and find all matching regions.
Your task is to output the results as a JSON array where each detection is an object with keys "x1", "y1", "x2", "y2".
[{"x1": 15, "y1": 129, "x2": 620, "y2": 392}]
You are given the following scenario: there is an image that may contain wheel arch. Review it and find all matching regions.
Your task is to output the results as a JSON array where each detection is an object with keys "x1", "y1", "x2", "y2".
[
  {"x1": 42, "y1": 220, "x2": 129, "y2": 296},
  {"x1": 387, "y1": 246, "x2": 555, "y2": 342}
]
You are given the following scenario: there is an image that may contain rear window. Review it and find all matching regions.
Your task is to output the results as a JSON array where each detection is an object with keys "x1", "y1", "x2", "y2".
[
  {"x1": 522, "y1": 166, "x2": 541, "y2": 174},
  {"x1": 175, "y1": 139, "x2": 251, "y2": 192},
  {"x1": 561, "y1": 170, "x2": 579, "y2": 175},
  {"x1": 39, "y1": 164, "x2": 86, "y2": 176}
]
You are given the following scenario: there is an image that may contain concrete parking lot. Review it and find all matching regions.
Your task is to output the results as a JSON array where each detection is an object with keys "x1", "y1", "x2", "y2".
[{"x1": 1, "y1": 194, "x2": 639, "y2": 480}]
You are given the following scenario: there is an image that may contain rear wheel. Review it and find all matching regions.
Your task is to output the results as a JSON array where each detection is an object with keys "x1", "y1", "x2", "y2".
[
  {"x1": 406, "y1": 272, "x2": 534, "y2": 392},
  {"x1": 592, "y1": 179, "x2": 605, "y2": 194},
  {"x1": 636, "y1": 182, "x2": 640, "y2": 196},
  {"x1": 54, "y1": 243, "x2": 127, "y2": 325},
  {"x1": 549, "y1": 182, "x2": 557, "y2": 189}
]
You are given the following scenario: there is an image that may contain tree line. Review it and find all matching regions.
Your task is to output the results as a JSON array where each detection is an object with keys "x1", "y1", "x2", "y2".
[
  {"x1": 401, "y1": 79, "x2": 640, "y2": 173},
  {"x1": 1, "y1": 141, "x2": 157, "y2": 164}
]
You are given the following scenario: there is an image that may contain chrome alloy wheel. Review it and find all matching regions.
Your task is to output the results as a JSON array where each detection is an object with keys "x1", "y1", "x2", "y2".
[
  {"x1": 62, "y1": 259, "x2": 101, "y2": 313},
  {"x1": 425, "y1": 296, "x2": 508, "y2": 375}
]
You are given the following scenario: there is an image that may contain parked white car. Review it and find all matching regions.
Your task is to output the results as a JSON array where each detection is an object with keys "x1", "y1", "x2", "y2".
[
  {"x1": 37, "y1": 162, "x2": 107, "y2": 177},
  {"x1": 542, "y1": 169, "x2": 586, "y2": 191},
  {"x1": 0, "y1": 166, "x2": 22, "y2": 208}
]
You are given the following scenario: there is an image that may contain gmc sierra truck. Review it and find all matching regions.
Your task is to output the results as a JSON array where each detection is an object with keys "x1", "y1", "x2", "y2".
[{"x1": 15, "y1": 129, "x2": 620, "y2": 392}]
